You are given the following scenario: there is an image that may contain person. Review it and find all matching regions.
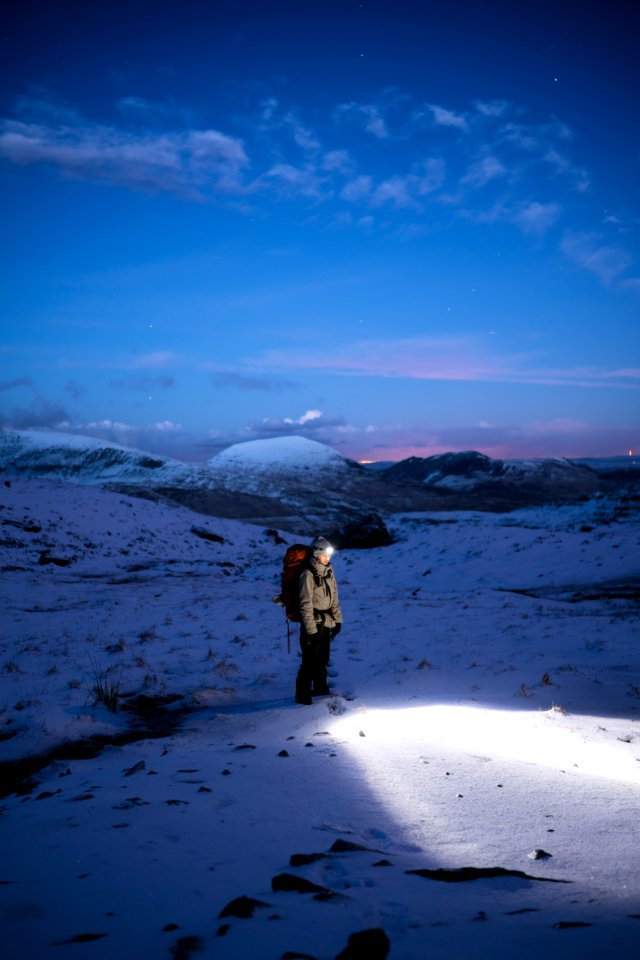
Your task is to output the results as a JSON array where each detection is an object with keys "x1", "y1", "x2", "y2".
[{"x1": 295, "y1": 536, "x2": 343, "y2": 705}]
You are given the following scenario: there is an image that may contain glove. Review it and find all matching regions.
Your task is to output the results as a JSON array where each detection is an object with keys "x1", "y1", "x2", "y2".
[{"x1": 331, "y1": 623, "x2": 342, "y2": 640}]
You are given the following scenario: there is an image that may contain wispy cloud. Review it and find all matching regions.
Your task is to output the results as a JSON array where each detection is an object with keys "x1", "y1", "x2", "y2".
[
  {"x1": 253, "y1": 335, "x2": 640, "y2": 388},
  {"x1": 334, "y1": 101, "x2": 390, "y2": 139},
  {"x1": 259, "y1": 161, "x2": 328, "y2": 200},
  {"x1": 0, "y1": 375, "x2": 34, "y2": 391},
  {"x1": 64, "y1": 378, "x2": 85, "y2": 399},
  {"x1": 0, "y1": 397, "x2": 70, "y2": 430},
  {"x1": 474, "y1": 100, "x2": 511, "y2": 118},
  {"x1": 0, "y1": 113, "x2": 249, "y2": 199},
  {"x1": 246, "y1": 409, "x2": 349, "y2": 438},
  {"x1": 371, "y1": 160, "x2": 446, "y2": 209},
  {"x1": 426, "y1": 104, "x2": 469, "y2": 131},
  {"x1": 109, "y1": 375, "x2": 175, "y2": 391},
  {"x1": 1, "y1": 91, "x2": 635, "y2": 290},
  {"x1": 127, "y1": 352, "x2": 184, "y2": 369},
  {"x1": 510, "y1": 200, "x2": 562, "y2": 235},
  {"x1": 211, "y1": 372, "x2": 299, "y2": 391},
  {"x1": 116, "y1": 95, "x2": 195, "y2": 126},
  {"x1": 561, "y1": 230, "x2": 635, "y2": 286},
  {"x1": 461, "y1": 155, "x2": 508, "y2": 189}
]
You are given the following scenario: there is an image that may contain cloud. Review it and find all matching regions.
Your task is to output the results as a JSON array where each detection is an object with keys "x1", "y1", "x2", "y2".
[
  {"x1": 426, "y1": 104, "x2": 469, "y2": 131},
  {"x1": 68, "y1": 418, "x2": 206, "y2": 459},
  {"x1": 260, "y1": 161, "x2": 328, "y2": 200},
  {"x1": 510, "y1": 200, "x2": 562, "y2": 235},
  {"x1": 0, "y1": 375, "x2": 34, "y2": 391},
  {"x1": 247, "y1": 409, "x2": 348, "y2": 437},
  {"x1": 474, "y1": 100, "x2": 511, "y2": 118},
  {"x1": 116, "y1": 96, "x2": 194, "y2": 126},
  {"x1": 461, "y1": 155, "x2": 508, "y2": 189},
  {"x1": 334, "y1": 101, "x2": 390, "y2": 139},
  {"x1": 253, "y1": 335, "x2": 640, "y2": 389},
  {"x1": 255, "y1": 335, "x2": 516, "y2": 382},
  {"x1": 341, "y1": 175, "x2": 374, "y2": 202},
  {"x1": 0, "y1": 112, "x2": 249, "y2": 199},
  {"x1": 109, "y1": 375, "x2": 175, "y2": 392},
  {"x1": 128, "y1": 352, "x2": 183, "y2": 369},
  {"x1": 2, "y1": 90, "x2": 632, "y2": 279},
  {"x1": 543, "y1": 150, "x2": 590, "y2": 192},
  {"x1": 499, "y1": 119, "x2": 572, "y2": 153},
  {"x1": 64, "y1": 379, "x2": 85, "y2": 399},
  {"x1": 0, "y1": 398, "x2": 70, "y2": 430},
  {"x1": 371, "y1": 160, "x2": 446, "y2": 209},
  {"x1": 259, "y1": 99, "x2": 323, "y2": 153},
  {"x1": 561, "y1": 230, "x2": 635, "y2": 285},
  {"x1": 211, "y1": 372, "x2": 299, "y2": 391},
  {"x1": 348, "y1": 419, "x2": 639, "y2": 462}
]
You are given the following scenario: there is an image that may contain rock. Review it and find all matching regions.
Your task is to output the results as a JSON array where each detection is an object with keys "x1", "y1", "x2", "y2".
[
  {"x1": 327, "y1": 514, "x2": 394, "y2": 550},
  {"x1": 38, "y1": 553, "x2": 72, "y2": 566},
  {"x1": 53, "y1": 933, "x2": 109, "y2": 945},
  {"x1": 217, "y1": 895, "x2": 271, "y2": 919},
  {"x1": 334, "y1": 928, "x2": 391, "y2": 959},
  {"x1": 329, "y1": 839, "x2": 377, "y2": 854},
  {"x1": 554, "y1": 921, "x2": 593, "y2": 929},
  {"x1": 528, "y1": 848, "x2": 552, "y2": 860},
  {"x1": 265, "y1": 528, "x2": 287, "y2": 544},
  {"x1": 191, "y1": 525, "x2": 225, "y2": 543},
  {"x1": 289, "y1": 852, "x2": 330, "y2": 867},
  {"x1": 169, "y1": 935, "x2": 205, "y2": 959},
  {"x1": 271, "y1": 874, "x2": 329, "y2": 895},
  {"x1": 123, "y1": 760, "x2": 146, "y2": 777}
]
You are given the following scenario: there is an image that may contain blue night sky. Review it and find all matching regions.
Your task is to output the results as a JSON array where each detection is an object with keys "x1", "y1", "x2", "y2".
[{"x1": 1, "y1": 0, "x2": 638, "y2": 462}]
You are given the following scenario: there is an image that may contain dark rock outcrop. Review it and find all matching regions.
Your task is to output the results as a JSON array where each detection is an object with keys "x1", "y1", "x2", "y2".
[{"x1": 327, "y1": 514, "x2": 394, "y2": 550}]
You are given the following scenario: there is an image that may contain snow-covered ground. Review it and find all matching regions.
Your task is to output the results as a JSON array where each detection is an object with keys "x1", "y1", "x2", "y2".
[{"x1": 1, "y1": 478, "x2": 639, "y2": 959}]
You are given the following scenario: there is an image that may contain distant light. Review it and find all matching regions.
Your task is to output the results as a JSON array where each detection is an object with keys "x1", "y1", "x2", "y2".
[
  {"x1": 359, "y1": 459, "x2": 376, "y2": 464},
  {"x1": 628, "y1": 449, "x2": 634, "y2": 456}
]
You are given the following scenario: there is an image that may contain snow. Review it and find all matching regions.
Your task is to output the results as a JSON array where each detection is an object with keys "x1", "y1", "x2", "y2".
[
  {"x1": 208, "y1": 435, "x2": 352, "y2": 470},
  {"x1": 0, "y1": 429, "x2": 202, "y2": 488},
  {"x1": 1, "y1": 477, "x2": 639, "y2": 959}
]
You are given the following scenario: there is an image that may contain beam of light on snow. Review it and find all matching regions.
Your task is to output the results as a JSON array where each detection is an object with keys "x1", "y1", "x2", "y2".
[{"x1": 329, "y1": 704, "x2": 640, "y2": 785}]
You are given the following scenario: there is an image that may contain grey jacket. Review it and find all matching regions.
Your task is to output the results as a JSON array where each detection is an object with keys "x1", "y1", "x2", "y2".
[{"x1": 298, "y1": 558, "x2": 343, "y2": 635}]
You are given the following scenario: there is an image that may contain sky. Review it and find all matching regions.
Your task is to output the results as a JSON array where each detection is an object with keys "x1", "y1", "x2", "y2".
[{"x1": 1, "y1": 0, "x2": 639, "y2": 462}]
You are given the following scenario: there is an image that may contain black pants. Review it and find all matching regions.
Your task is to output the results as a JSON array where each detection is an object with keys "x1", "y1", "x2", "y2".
[{"x1": 296, "y1": 625, "x2": 331, "y2": 698}]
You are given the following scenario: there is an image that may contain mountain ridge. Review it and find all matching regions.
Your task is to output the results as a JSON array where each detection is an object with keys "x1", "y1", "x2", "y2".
[{"x1": 1, "y1": 429, "x2": 637, "y2": 534}]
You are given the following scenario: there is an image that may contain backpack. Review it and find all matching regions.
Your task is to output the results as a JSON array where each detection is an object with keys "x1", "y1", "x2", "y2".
[{"x1": 273, "y1": 544, "x2": 311, "y2": 622}]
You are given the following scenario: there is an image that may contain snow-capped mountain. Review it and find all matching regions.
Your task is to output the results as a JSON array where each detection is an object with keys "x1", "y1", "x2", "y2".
[
  {"x1": 0, "y1": 429, "x2": 201, "y2": 486},
  {"x1": 2, "y1": 432, "x2": 637, "y2": 533},
  {"x1": 206, "y1": 435, "x2": 360, "y2": 491},
  {"x1": 382, "y1": 449, "x2": 631, "y2": 505}
]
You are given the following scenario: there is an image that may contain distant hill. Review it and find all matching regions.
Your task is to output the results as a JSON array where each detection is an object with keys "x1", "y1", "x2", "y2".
[
  {"x1": 381, "y1": 450, "x2": 611, "y2": 504},
  {"x1": 1, "y1": 430, "x2": 637, "y2": 532}
]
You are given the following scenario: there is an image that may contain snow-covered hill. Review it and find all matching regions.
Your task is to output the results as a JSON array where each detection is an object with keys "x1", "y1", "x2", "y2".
[
  {"x1": 205, "y1": 435, "x2": 360, "y2": 494},
  {"x1": 1, "y1": 477, "x2": 639, "y2": 959},
  {"x1": 2, "y1": 432, "x2": 638, "y2": 535},
  {"x1": 382, "y1": 449, "x2": 625, "y2": 503},
  {"x1": 0, "y1": 429, "x2": 202, "y2": 486},
  {"x1": 209, "y1": 434, "x2": 354, "y2": 472}
]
